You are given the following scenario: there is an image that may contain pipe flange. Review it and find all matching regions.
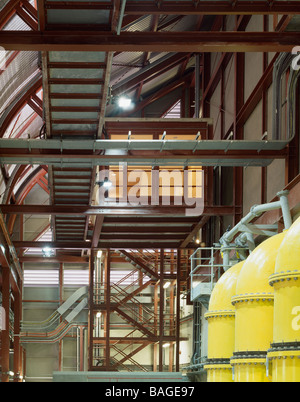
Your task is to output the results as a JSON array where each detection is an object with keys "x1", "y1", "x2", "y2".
[
  {"x1": 232, "y1": 350, "x2": 267, "y2": 360},
  {"x1": 269, "y1": 341, "x2": 300, "y2": 352},
  {"x1": 230, "y1": 351, "x2": 267, "y2": 366},
  {"x1": 231, "y1": 292, "x2": 273, "y2": 305},
  {"x1": 250, "y1": 205, "x2": 262, "y2": 218},
  {"x1": 204, "y1": 364, "x2": 232, "y2": 370},
  {"x1": 204, "y1": 309, "x2": 235, "y2": 319},
  {"x1": 269, "y1": 270, "x2": 300, "y2": 286},
  {"x1": 276, "y1": 190, "x2": 289, "y2": 198},
  {"x1": 205, "y1": 358, "x2": 231, "y2": 365},
  {"x1": 267, "y1": 349, "x2": 300, "y2": 360}
]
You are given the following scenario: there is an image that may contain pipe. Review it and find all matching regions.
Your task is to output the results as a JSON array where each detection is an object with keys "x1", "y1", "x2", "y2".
[
  {"x1": 220, "y1": 190, "x2": 292, "y2": 250},
  {"x1": 195, "y1": 54, "x2": 201, "y2": 119},
  {"x1": 272, "y1": 53, "x2": 293, "y2": 141},
  {"x1": 77, "y1": 327, "x2": 80, "y2": 372},
  {"x1": 222, "y1": 249, "x2": 230, "y2": 271},
  {"x1": 237, "y1": 232, "x2": 255, "y2": 252},
  {"x1": 287, "y1": 66, "x2": 300, "y2": 145},
  {"x1": 117, "y1": 0, "x2": 127, "y2": 35},
  {"x1": 278, "y1": 190, "x2": 293, "y2": 229}
]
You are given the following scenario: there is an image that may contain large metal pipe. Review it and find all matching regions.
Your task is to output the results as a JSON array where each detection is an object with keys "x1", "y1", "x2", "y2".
[
  {"x1": 195, "y1": 53, "x2": 201, "y2": 119},
  {"x1": 204, "y1": 261, "x2": 245, "y2": 382},
  {"x1": 268, "y1": 217, "x2": 300, "y2": 382},
  {"x1": 117, "y1": 0, "x2": 127, "y2": 35},
  {"x1": 219, "y1": 191, "x2": 292, "y2": 272},
  {"x1": 231, "y1": 232, "x2": 287, "y2": 382},
  {"x1": 272, "y1": 53, "x2": 294, "y2": 141}
]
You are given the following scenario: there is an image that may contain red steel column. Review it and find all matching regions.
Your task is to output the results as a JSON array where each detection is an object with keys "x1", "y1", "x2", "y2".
[
  {"x1": 176, "y1": 250, "x2": 181, "y2": 372},
  {"x1": 158, "y1": 249, "x2": 164, "y2": 372},
  {"x1": 88, "y1": 250, "x2": 95, "y2": 371},
  {"x1": 233, "y1": 47, "x2": 245, "y2": 224},
  {"x1": 1, "y1": 267, "x2": 10, "y2": 382},
  {"x1": 13, "y1": 285, "x2": 22, "y2": 382},
  {"x1": 105, "y1": 250, "x2": 111, "y2": 371}
]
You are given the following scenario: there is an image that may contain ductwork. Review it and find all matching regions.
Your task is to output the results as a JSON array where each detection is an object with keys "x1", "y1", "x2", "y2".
[{"x1": 272, "y1": 52, "x2": 300, "y2": 142}]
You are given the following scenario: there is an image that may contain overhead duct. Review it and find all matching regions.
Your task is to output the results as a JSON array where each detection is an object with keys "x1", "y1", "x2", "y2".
[
  {"x1": 231, "y1": 232, "x2": 287, "y2": 382},
  {"x1": 204, "y1": 261, "x2": 245, "y2": 382},
  {"x1": 272, "y1": 51, "x2": 300, "y2": 142}
]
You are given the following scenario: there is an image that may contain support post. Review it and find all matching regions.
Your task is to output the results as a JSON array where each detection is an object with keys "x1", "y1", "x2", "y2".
[
  {"x1": 159, "y1": 249, "x2": 164, "y2": 372},
  {"x1": 105, "y1": 250, "x2": 111, "y2": 370},
  {"x1": 88, "y1": 250, "x2": 95, "y2": 370},
  {"x1": 1, "y1": 267, "x2": 10, "y2": 382},
  {"x1": 13, "y1": 286, "x2": 21, "y2": 382},
  {"x1": 233, "y1": 50, "x2": 245, "y2": 224},
  {"x1": 176, "y1": 250, "x2": 181, "y2": 372}
]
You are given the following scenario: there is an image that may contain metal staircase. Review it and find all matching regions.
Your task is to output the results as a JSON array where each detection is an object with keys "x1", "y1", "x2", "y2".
[{"x1": 91, "y1": 249, "x2": 188, "y2": 371}]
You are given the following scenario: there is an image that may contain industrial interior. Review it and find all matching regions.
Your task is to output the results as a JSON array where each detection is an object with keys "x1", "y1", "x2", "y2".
[{"x1": 0, "y1": 0, "x2": 300, "y2": 383}]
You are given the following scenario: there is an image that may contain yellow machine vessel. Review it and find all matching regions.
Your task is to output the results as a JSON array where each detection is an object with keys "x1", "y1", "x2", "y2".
[
  {"x1": 230, "y1": 232, "x2": 286, "y2": 382},
  {"x1": 268, "y1": 218, "x2": 300, "y2": 382},
  {"x1": 204, "y1": 261, "x2": 244, "y2": 382}
]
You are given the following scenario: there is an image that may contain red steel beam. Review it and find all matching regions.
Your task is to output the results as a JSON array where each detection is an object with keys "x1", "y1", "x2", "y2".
[
  {"x1": 7, "y1": 168, "x2": 48, "y2": 234},
  {"x1": 124, "y1": 1, "x2": 300, "y2": 15},
  {"x1": 0, "y1": 0, "x2": 22, "y2": 29},
  {"x1": 0, "y1": 76, "x2": 42, "y2": 138},
  {"x1": 16, "y1": 5, "x2": 38, "y2": 30},
  {"x1": 42, "y1": 1, "x2": 300, "y2": 15},
  {"x1": 236, "y1": 52, "x2": 279, "y2": 128},
  {"x1": 112, "y1": 53, "x2": 190, "y2": 97},
  {"x1": 0, "y1": 31, "x2": 299, "y2": 53},
  {"x1": 91, "y1": 215, "x2": 104, "y2": 248},
  {"x1": 0, "y1": 204, "x2": 238, "y2": 216}
]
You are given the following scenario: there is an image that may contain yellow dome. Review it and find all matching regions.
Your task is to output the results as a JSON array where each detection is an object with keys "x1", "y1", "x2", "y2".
[
  {"x1": 269, "y1": 217, "x2": 300, "y2": 349},
  {"x1": 274, "y1": 217, "x2": 300, "y2": 274},
  {"x1": 208, "y1": 261, "x2": 245, "y2": 312},
  {"x1": 235, "y1": 232, "x2": 286, "y2": 297}
]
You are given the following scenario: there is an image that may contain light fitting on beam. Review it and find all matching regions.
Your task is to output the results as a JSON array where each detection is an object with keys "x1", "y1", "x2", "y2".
[
  {"x1": 118, "y1": 96, "x2": 133, "y2": 110},
  {"x1": 97, "y1": 177, "x2": 112, "y2": 189},
  {"x1": 42, "y1": 247, "x2": 54, "y2": 258}
]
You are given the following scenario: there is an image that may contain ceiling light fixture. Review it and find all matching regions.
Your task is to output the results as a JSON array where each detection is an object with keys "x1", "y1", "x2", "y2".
[
  {"x1": 118, "y1": 96, "x2": 133, "y2": 110},
  {"x1": 42, "y1": 247, "x2": 54, "y2": 258},
  {"x1": 97, "y1": 177, "x2": 112, "y2": 189}
]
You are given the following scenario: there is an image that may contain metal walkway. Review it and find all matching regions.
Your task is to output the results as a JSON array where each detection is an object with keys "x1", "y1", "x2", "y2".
[{"x1": 0, "y1": 135, "x2": 289, "y2": 167}]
